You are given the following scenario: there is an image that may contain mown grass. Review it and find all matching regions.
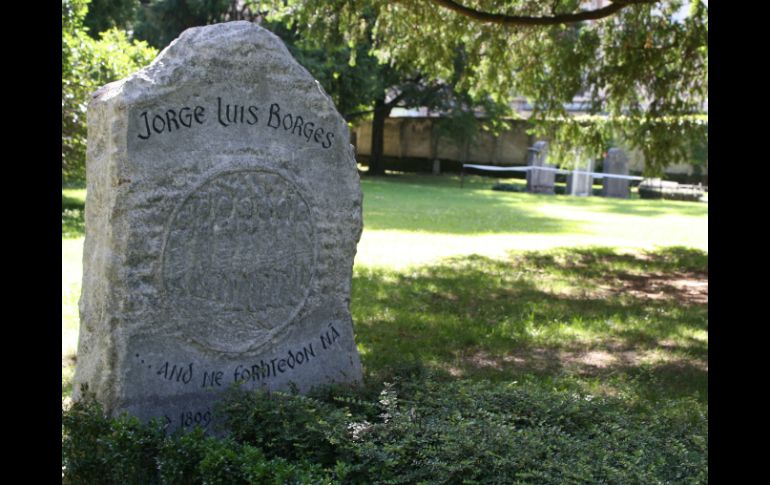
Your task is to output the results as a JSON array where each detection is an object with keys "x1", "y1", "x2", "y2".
[
  {"x1": 353, "y1": 246, "x2": 707, "y2": 404},
  {"x1": 62, "y1": 173, "x2": 707, "y2": 407},
  {"x1": 356, "y1": 173, "x2": 707, "y2": 268}
]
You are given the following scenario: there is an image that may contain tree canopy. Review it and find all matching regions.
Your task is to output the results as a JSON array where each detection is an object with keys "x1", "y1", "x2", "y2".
[
  {"x1": 269, "y1": 0, "x2": 708, "y2": 173},
  {"x1": 65, "y1": 0, "x2": 708, "y2": 178}
]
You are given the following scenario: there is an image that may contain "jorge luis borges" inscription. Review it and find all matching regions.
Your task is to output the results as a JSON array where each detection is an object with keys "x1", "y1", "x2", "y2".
[
  {"x1": 135, "y1": 98, "x2": 336, "y2": 149},
  {"x1": 161, "y1": 169, "x2": 316, "y2": 353}
]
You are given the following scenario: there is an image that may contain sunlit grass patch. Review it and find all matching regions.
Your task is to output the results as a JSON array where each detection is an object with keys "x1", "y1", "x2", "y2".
[{"x1": 356, "y1": 173, "x2": 707, "y2": 269}]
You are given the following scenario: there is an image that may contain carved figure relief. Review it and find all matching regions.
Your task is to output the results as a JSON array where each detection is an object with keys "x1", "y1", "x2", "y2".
[{"x1": 161, "y1": 169, "x2": 316, "y2": 353}]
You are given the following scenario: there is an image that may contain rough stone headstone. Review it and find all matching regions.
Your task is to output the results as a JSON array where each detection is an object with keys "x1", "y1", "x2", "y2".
[
  {"x1": 566, "y1": 157, "x2": 594, "y2": 197},
  {"x1": 602, "y1": 148, "x2": 630, "y2": 198},
  {"x1": 73, "y1": 22, "x2": 364, "y2": 432},
  {"x1": 525, "y1": 141, "x2": 555, "y2": 194}
]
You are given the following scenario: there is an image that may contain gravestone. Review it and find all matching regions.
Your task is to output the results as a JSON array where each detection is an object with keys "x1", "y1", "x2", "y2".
[
  {"x1": 525, "y1": 141, "x2": 555, "y2": 194},
  {"x1": 602, "y1": 148, "x2": 630, "y2": 199},
  {"x1": 566, "y1": 157, "x2": 594, "y2": 197},
  {"x1": 73, "y1": 22, "x2": 364, "y2": 432}
]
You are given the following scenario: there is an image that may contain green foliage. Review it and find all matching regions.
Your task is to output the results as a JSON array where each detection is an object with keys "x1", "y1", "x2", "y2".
[
  {"x1": 133, "y1": 0, "x2": 232, "y2": 49},
  {"x1": 83, "y1": 0, "x2": 138, "y2": 36},
  {"x1": 61, "y1": 390, "x2": 165, "y2": 484},
  {"x1": 262, "y1": 20, "x2": 384, "y2": 121},
  {"x1": 63, "y1": 377, "x2": 707, "y2": 484},
  {"x1": 217, "y1": 386, "x2": 353, "y2": 466},
  {"x1": 62, "y1": 0, "x2": 157, "y2": 183},
  {"x1": 272, "y1": 2, "x2": 514, "y2": 169},
  {"x1": 271, "y1": 0, "x2": 708, "y2": 174},
  {"x1": 62, "y1": 388, "x2": 338, "y2": 484}
]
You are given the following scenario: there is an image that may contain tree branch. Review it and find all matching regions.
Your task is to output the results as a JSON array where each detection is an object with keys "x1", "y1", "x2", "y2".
[{"x1": 430, "y1": 0, "x2": 658, "y2": 26}]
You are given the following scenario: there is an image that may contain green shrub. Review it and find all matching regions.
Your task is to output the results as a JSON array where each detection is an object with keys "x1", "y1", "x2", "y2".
[
  {"x1": 62, "y1": 377, "x2": 707, "y2": 484},
  {"x1": 62, "y1": 389, "x2": 340, "y2": 484},
  {"x1": 217, "y1": 386, "x2": 352, "y2": 466},
  {"x1": 62, "y1": 0, "x2": 157, "y2": 183},
  {"x1": 61, "y1": 393, "x2": 164, "y2": 484}
]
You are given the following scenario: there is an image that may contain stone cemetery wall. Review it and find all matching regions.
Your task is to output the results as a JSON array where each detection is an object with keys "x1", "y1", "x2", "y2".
[
  {"x1": 354, "y1": 118, "x2": 705, "y2": 183},
  {"x1": 354, "y1": 118, "x2": 533, "y2": 166},
  {"x1": 73, "y1": 22, "x2": 364, "y2": 432}
]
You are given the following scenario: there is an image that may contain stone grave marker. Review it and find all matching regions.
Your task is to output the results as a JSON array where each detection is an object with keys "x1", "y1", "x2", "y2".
[
  {"x1": 525, "y1": 141, "x2": 555, "y2": 194},
  {"x1": 73, "y1": 22, "x2": 364, "y2": 432},
  {"x1": 602, "y1": 148, "x2": 630, "y2": 199},
  {"x1": 566, "y1": 156, "x2": 594, "y2": 197}
]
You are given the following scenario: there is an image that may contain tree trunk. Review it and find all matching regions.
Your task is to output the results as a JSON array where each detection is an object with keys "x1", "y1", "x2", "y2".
[{"x1": 368, "y1": 98, "x2": 391, "y2": 176}]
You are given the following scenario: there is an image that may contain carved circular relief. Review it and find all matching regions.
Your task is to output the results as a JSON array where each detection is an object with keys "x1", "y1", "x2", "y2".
[{"x1": 161, "y1": 169, "x2": 315, "y2": 353}]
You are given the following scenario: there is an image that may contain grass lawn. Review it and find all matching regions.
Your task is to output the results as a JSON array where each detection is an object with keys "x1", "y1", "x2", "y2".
[
  {"x1": 357, "y1": 173, "x2": 706, "y2": 268},
  {"x1": 62, "y1": 173, "x2": 707, "y2": 407}
]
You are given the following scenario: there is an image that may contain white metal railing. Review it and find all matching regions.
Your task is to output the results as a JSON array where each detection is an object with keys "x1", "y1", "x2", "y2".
[{"x1": 461, "y1": 163, "x2": 645, "y2": 181}]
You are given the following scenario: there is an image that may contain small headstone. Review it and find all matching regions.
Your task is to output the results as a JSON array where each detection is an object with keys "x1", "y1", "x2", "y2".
[
  {"x1": 566, "y1": 157, "x2": 594, "y2": 197},
  {"x1": 73, "y1": 22, "x2": 364, "y2": 432},
  {"x1": 525, "y1": 141, "x2": 555, "y2": 194},
  {"x1": 602, "y1": 148, "x2": 630, "y2": 198},
  {"x1": 432, "y1": 159, "x2": 441, "y2": 175}
]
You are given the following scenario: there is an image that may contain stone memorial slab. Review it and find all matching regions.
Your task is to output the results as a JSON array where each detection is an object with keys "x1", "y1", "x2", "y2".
[
  {"x1": 602, "y1": 148, "x2": 630, "y2": 199},
  {"x1": 566, "y1": 156, "x2": 594, "y2": 197},
  {"x1": 525, "y1": 141, "x2": 555, "y2": 194},
  {"x1": 73, "y1": 21, "x2": 364, "y2": 432}
]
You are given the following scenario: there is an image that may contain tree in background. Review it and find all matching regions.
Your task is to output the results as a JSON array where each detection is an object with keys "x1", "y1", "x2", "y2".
[
  {"x1": 131, "y1": 0, "x2": 509, "y2": 176},
  {"x1": 274, "y1": 10, "x2": 512, "y2": 176},
  {"x1": 62, "y1": 0, "x2": 157, "y2": 183},
  {"x1": 83, "y1": 0, "x2": 138, "y2": 36},
  {"x1": 272, "y1": 0, "x2": 707, "y2": 175},
  {"x1": 133, "y1": 0, "x2": 233, "y2": 49}
]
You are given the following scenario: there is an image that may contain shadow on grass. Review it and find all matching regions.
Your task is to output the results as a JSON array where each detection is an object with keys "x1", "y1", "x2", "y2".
[
  {"x1": 352, "y1": 246, "x2": 707, "y2": 402},
  {"x1": 62, "y1": 193, "x2": 85, "y2": 238},
  {"x1": 556, "y1": 195, "x2": 708, "y2": 218},
  {"x1": 515, "y1": 246, "x2": 708, "y2": 278}
]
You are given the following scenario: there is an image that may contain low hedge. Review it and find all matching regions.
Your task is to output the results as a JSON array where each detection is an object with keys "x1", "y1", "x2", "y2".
[{"x1": 62, "y1": 377, "x2": 707, "y2": 484}]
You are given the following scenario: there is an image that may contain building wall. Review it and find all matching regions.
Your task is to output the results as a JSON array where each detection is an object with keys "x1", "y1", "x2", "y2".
[
  {"x1": 354, "y1": 117, "x2": 532, "y2": 166},
  {"x1": 352, "y1": 117, "x2": 707, "y2": 178},
  {"x1": 627, "y1": 148, "x2": 708, "y2": 177}
]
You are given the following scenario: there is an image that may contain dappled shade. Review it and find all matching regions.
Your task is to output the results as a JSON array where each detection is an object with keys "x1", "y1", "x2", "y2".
[{"x1": 352, "y1": 246, "x2": 707, "y2": 402}]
